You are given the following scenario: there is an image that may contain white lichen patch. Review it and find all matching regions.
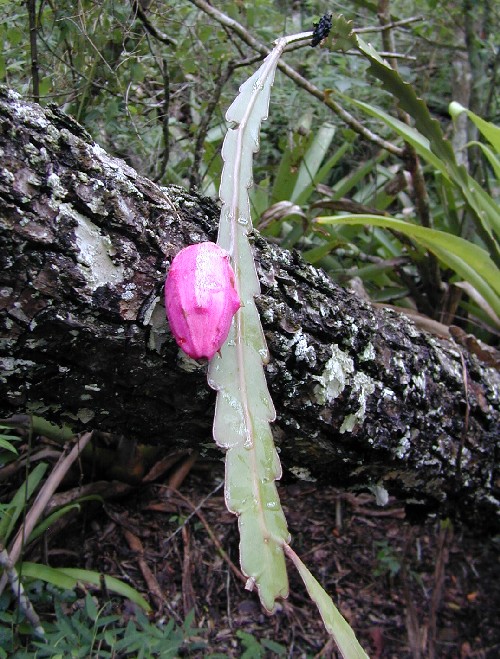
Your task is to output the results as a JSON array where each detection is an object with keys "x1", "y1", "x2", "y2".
[
  {"x1": 47, "y1": 172, "x2": 67, "y2": 201},
  {"x1": 286, "y1": 287, "x2": 300, "y2": 304},
  {"x1": 121, "y1": 283, "x2": 137, "y2": 301},
  {"x1": 77, "y1": 408, "x2": 95, "y2": 423},
  {"x1": 288, "y1": 465, "x2": 317, "y2": 482},
  {"x1": 396, "y1": 428, "x2": 411, "y2": 459},
  {"x1": 313, "y1": 344, "x2": 354, "y2": 405},
  {"x1": 85, "y1": 192, "x2": 108, "y2": 216},
  {"x1": 359, "y1": 342, "x2": 376, "y2": 362},
  {"x1": 177, "y1": 351, "x2": 206, "y2": 373},
  {"x1": 287, "y1": 329, "x2": 316, "y2": 366},
  {"x1": 434, "y1": 347, "x2": 462, "y2": 383},
  {"x1": 84, "y1": 383, "x2": 101, "y2": 392},
  {"x1": 146, "y1": 302, "x2": 169, "y2": 354},
  {"x1": 89, "y1": 143, "x2": 141, "y2": 193},
  {"x1": 382, "y1": 387, "x2": 397, "y2": 401},
  {"x1": 392, "y1": 354, "x2": 410, "y2": 384},
  {"x1": 10, "y1": 91, "x2": 48, "y2": 130},
  {"x1": 412, "y1": 371, "x2": 426, "y2": 393},
  {"x1": 339, "y1": 371, "x2": 376, "y2": 433},
  {"x1": 59, "y1": 204, "x2": 125, "y2": 291},
  {"x1": 0, "y1": 357, "x2": 36, "y2": 382},
  {"x1": 1, "y1": 168, "x2": 15, "y2": 184},
  {"x1": 313, "y1": 344, "x2": 376, "y2": 432},
  {"x1": 260, "y1": 305, "x2": 274, "y2": 324},
  {"x1": 318, "y1": 302, "x2": 333, "y2": 318}
]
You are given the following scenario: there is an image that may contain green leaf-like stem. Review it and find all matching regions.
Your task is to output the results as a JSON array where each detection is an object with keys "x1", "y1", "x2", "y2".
[
  {"x1": 208, "y1": 28, "x2": 370, "y2": 657},
  {"x1": 208, "y1": 32, "x2": 312, "y2": 612}
]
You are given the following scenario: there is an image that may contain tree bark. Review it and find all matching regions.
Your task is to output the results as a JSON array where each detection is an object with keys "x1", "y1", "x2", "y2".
[{"x1": 0, "y1": 88, "x2": 498, "y2": 530}]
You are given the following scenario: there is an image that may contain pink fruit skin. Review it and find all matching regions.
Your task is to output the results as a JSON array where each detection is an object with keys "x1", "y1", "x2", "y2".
[{"x1": 165, "y1": 242, "x2": 241, "y2": 360}]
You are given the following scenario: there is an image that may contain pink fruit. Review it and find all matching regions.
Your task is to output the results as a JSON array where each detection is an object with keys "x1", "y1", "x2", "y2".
[{"x1": 165, "y1": 242, "x2": 241, "y2": 360}]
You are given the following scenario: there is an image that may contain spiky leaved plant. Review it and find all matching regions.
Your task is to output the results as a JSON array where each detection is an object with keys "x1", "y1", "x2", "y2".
[{"x1": 165, "y1": 21, "x2": 368, "y2": 659}]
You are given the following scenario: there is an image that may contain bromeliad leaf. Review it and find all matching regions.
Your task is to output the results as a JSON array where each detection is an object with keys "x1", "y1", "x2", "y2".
[
  {"x1": 317, "y1": 214, "x2": 500, "y2": 319},
  {"x1": 449, "y1": 101, "x2": 500, "y2": 153},
  {"x1": 323, "y1": 17, "x2": 500, "y2": 262}
]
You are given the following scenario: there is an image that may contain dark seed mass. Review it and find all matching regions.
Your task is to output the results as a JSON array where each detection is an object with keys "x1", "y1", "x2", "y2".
[{"x1": 311, "y1": 13, "x2": 332, "y2": 47}]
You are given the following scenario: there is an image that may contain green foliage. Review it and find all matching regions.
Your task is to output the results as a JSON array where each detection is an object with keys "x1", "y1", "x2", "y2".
[
  {"x1": 373, "y1": 540, "x2": 401, "y2": 578},
  {"x1": 0, "y1": 426, "x2": 21, "y2": 468},
  {"x1": 0, "y1": 434, "x2": 149, "y2": 634},
  {"x1": 0, "y1": 463, "x2": 48, "y2": 545},
  {"x1": 268, "y1": 9, "x2": 499, "y2": 331},
  {"x1": 0, "y1": 588, "x2": 197, "y2": 658},
  {"x1": 285, "y1": 546, "x2": 369, "y2": 658},
  {"x1": 317, "y1": 214, "x2": 500, "y2": 318},
  {"x1": 449, "y1": 102, "x2": 500, "y2": 154},
  {"x1": 20, "y1": 564, "x2": 151, "y2": 614},
  {"x1": 343, "y1": 54, "x2": 500, "y2": 254},
  {"x1": 236, "y1": 629, "x2": 287, "y2": 658}
]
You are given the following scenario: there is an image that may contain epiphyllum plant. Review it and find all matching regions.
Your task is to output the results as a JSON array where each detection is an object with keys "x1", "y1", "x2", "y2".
[{"x1": 165, "y1": 17, "x2": 368, "y2": 659}]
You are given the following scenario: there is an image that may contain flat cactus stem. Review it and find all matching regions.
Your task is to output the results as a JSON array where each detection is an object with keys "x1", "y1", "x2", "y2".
[{"x1": 208, "y1": 32, "x2": 311, "y2": 612}]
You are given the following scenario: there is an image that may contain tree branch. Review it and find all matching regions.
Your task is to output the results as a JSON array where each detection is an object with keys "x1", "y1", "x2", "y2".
[{"x1": 0, "y1": 88, "x2": 498, "y2": 531}]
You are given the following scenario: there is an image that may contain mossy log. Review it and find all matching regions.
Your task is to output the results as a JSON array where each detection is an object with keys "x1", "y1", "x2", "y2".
[{"x1": 0, "y1": 88, "x2": 498, "y2": 530}]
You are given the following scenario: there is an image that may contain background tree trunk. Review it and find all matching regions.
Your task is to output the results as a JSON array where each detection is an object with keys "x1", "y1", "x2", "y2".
[{"x1": 0, "y1": 88, "x2": 498, "y2": 530}]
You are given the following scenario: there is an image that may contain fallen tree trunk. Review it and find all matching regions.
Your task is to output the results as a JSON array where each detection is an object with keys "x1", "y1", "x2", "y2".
[{"x1": 0, "y1": 88, "x2": 498, "y2": 530}]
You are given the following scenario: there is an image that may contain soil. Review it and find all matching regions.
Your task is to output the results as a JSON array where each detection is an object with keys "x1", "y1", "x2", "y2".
[{"x1": 30, "y1": 458, "x2": 500, "y2": 658}]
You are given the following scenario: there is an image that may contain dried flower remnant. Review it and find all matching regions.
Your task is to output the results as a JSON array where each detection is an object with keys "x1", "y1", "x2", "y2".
[
  {"x1": 165, "y1": 242, "x2": 241, "y2": 360},
  {"x1": 311, "y1": 13, "x2": 333, "y2": 47}
]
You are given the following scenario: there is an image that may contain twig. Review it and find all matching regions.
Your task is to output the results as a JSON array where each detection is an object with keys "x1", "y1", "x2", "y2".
[
  {"x1": 122, "y1": 528, "x2": 164, "y2": 610},
  {"x1": 45, "y1": 480, "x2": 133, "y2": 515},
  {"x1": 159, "y1": 483, "x2": 246, "y2": 584},
  {"x1": 130, "y1": 0, "x2": 177, "y2": 47},
  {"x1": 27, "y1": 0, "x2": 40, "y2": 103},
  {"x1": 153, "y1": 56, "x2": 170, "y2": 183},
  {"x1": 167, "y1": 451, "x2": 198, "y2": 491},
  {"x1": 189, "y1": 62, "x2": 234, "y2": 190},
  {"x1": 0, "y1": 448, "x2": 62, "y2": 483},
  {"x1": 181, "y1": 525, "x2": 196, "y2": 617},
  {"x1": 426, "y1": 522, "x2": 452, "y2": 659},
  {"x1": 189, "y1": 51, "x2": 267, "y2": 190},
  {"x1": 354, "y1": 16, "x2": 423, "y2": 33},
  {"x1": 0, "y1": 432, "x2": 94, "y2": 597},
  {"x1": 377, "y1": 0, "x2": 443, "y2": 311},
  {"x1": 142, "y1": 450, "x2": 190, "y2": 483},
  {"x1": 0, "y1": 544, "x2": 45, "y2": 639},
  {"x1": 187, "y1": 0, "x2": 403, "y2": 157},
  {"x1": 402, "y1": 562, "x2": 422, "y2": 659},
  {"x1": 312, "y1": 198, "x2": 390, "y2": 216},
  {"x1": 346, "y1": 49, "x2": 416, "y2": 60}
]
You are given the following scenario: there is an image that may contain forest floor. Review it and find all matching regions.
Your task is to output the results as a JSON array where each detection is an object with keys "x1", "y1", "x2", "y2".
[{"x1": 3, "y1": 455, "x2": 500, "y2": 658}]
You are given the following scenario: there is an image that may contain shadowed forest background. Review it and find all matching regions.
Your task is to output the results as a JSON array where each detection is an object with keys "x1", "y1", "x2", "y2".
[{"x1": 0, "y1": 0, "x2": 499, "y2": 657}]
